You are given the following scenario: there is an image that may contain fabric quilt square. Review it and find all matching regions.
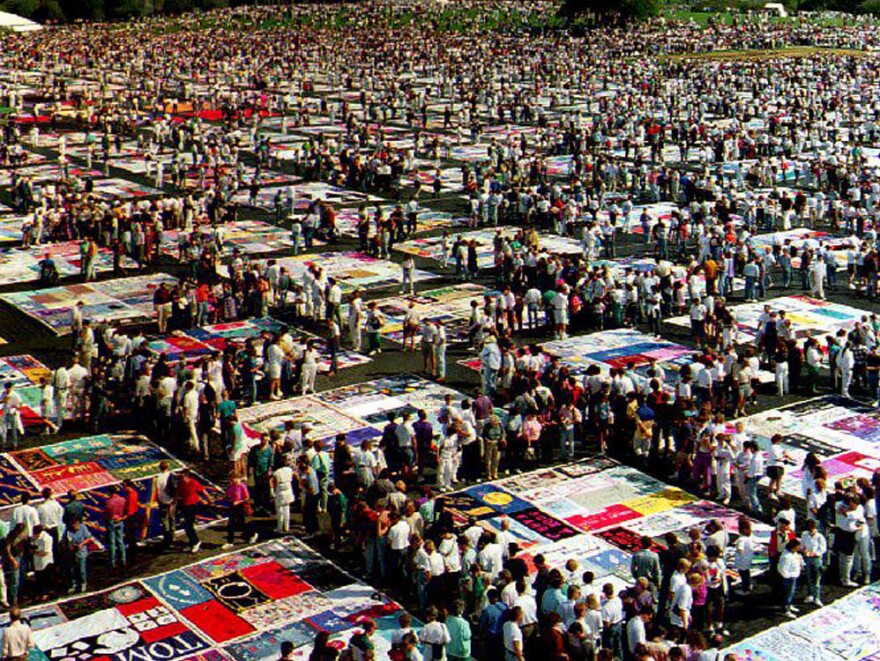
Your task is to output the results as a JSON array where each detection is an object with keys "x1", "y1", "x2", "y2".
[
  {"x1": 180, "y1": 599, "x2": 255, "y2": 643},
  {"x1": 239, "y1": 561, "x2": 313, "y2": 600}
]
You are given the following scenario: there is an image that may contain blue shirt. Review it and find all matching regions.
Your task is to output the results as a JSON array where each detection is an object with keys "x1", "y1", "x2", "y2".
[{"x1": 480, "y1": 602, "x2": 509, "y2": 637}]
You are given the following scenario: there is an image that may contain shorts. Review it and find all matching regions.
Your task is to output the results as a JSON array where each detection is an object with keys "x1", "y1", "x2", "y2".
[{"x1": 766, "y1": 465, "x2": 783, "y2": 481}]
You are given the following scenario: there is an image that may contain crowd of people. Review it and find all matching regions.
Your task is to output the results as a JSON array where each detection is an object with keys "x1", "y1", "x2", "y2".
[{"x1": 2, "y1": 1, "x2": 880, "y2": 660}]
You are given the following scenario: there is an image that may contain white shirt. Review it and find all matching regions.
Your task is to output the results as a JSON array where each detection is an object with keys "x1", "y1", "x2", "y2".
[
  {"x1": 389, "y1": 520, "x2": 411, "y2": 551},
  {"x1": 36, "y1": 498, "x2": 64, "y2": 530},
  {"x1": 478, "y1": 542, "x2": 504, "y2": 578},
  {"x1": 669, "y1": 583, "x2": 693, "y2": 628},
  {"x1": 34, "y1": 530, "x2": 53, "y2": 571},
  {"x1": 600, "y1": 596, "x2": 624, "y2": 625},
  {"x1": 11, "y1": 504, "x2": 39, "y2": 537},
  {"x1": 502, "y1": 621, "x2": 523, "y2": 659},
  {"x1": 800, "y1": 530, "x2": 827, "y2": 557},
  {"x1": 778, "y1": 550, "x2": 803, "y2": 579}
]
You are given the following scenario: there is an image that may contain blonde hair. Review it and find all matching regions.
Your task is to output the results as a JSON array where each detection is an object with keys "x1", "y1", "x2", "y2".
[{"x1": 586, "y1": 593, "x2": 600, "y2": 610}]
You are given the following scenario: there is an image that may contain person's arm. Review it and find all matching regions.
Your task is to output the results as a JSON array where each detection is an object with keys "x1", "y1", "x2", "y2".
[{"x1": 513, "y1": 638, "x2": 524, "y2": 661}]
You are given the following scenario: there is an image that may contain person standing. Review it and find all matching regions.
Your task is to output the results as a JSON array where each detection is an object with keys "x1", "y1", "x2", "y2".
[
  {"x1": 2, "y1": 607, "x2": 33, "y2": 661},
  {"x1": 103, "y1": 485, "x2": 127, "y2": 568},
  {"x1": 779, "y1": 539, "x2": 804, "y2": 618},
  {"x1": 802, "y1": 519, "x2": 827, "y2": 606},
  {"x1": 272, "y1": 458, "x2": 295, "y2": 534},
  {"x1": 249, "y1": 435, "x2": 274, "y2": 514},
  {"x1": 176, "y1": 469, "x2": 207, "y2": 553},
  {"x1": 64, "y1": 519, "x2": 93, "y2": 593},
  {"x1": 502, "y1": 605, "x2": 525, "y2": 661},
  {"x1": 434, "y1": 320, "x2": 448, "y2": 382},
  {"x1": 223, "y1": 473, "x2": 257, "y2": 550},
  {"x1": 181, "y1": 381, "x2": 200, "y2": 455},
  {"x1": 154, "y1": 461, "x2": 177, "y2": 549},
  {"x1": 348, "y1": 289, "x2": 364, "y2": 352},
  {"x1": 365, "y1": 301, "x2": 384, "y2": 356},
  {"x1": 445, "y1": 599, "x2": 472, "y2": 661}
]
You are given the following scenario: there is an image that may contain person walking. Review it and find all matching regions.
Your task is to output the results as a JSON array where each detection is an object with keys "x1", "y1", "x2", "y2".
[{"x1": 176, "y1": 469, "x2": 207, "y2": 553}]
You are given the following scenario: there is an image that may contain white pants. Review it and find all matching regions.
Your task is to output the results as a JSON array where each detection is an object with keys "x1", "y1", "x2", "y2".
[
  {"x1": 776, "y1": 362, "x2": 789, "y2": 396},
  {"x1": 437, "y1": 456, "x2": 455, "y2": 489},
  {"x1": 276, "y1": 500, "x2": 291, "y2": 533},
  {"x1": 715, "y1": 459, "x2": 732, "y2": 500},
  {"x1": 186, "y1": 418, "x2": 199, "y2": 451},
  {"x1": 841, "y1": 367, "x2": 853, "y2": 398},
  {"x1": 349, "y1": 320, "x2": 361, "y2": 351},
  {"x1": 301, "y1": 363, "x2": 318, "y2": 393}
]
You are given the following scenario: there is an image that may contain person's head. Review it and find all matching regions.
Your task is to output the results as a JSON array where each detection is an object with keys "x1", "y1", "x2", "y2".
[
  {"x1": 8, "y1": 607, "x2": 20, "y2": 623},
  {"x1": 805, "y1": 518, "x2": 818, "y2": 534},
  {"x1": 586, "y1": 593, "x2": 600, "y2": 610},
  {"x1": 786, "y1": 539, "x2": 801, "y2": 553},
  {"x1": 602, "y1": 583, "x2": 614, "y2": 598},
  {"x1": 361, "y1": 619, "x2": 377, "y2": 635},
  {"x1": 509, "y1": 605, "x2": 523, "y2": 623},
  {"x1": 425, "y1": 606, "x2": 438, "y2": 622}
]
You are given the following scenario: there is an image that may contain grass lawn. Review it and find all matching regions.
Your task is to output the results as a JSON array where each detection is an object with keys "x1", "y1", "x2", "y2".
[{"x1": 664, "y1": 45, "x2": 873, "y2": 60}]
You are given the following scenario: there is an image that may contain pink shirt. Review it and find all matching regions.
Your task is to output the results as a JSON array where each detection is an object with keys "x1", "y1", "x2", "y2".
[
  {"x1": 104, "y1": 494, "x2": 126, "y2": 522},
  {"x1": 226, "y1": 482, "x2": 250, "y2": 505}
]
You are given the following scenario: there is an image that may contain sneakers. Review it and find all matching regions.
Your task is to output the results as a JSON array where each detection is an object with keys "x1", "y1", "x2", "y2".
[
  {"x1": 248, "y1": 533, "x2": 259, "y2": 544},
  {"x1": 784, "y1": 609, "x2": 796, "y2": 619},
  {"x1": 842, "y1": 580, "x2": 859, "y2": 588},
  {"x1": 222, "y1": 543, "x2": 234, "y2": 550},
  {"x1": 790, "y1": 605, "x2": 800, "y2": 613},
  {"x1": 191, "y1": 541, "x2": 202, "y2": 553},
  {"x1": 804, "y1": 596, "x2": 814, "y2": 604},
  {"x1": 815, "y1": 599, "x2": 823, "y2": 607}
]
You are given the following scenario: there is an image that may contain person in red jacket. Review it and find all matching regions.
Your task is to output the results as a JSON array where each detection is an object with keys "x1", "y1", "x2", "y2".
[{"x1": 176, "y1": 469, "x2": 208, "y2": 553}]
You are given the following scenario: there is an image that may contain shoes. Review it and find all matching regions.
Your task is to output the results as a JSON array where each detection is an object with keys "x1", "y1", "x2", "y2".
[
  {"x1": 815, "y1": 600, "x2": 823, "y2": 607},
  {"x1": 790, "y1": 605, "x2": 800, "y2": 613},
  {"x1": 191, "y1": 541, "x2": 202, "y2": 553},
  {"x1": 842, "y1": 580, "x2": 858, "y2": 588},
  {"x1": 80, "y1": 584, "x2": 87, "y2": 593},
  {"x1": 784, "y1": 609, "x2": 796, "y2": 619},
  {"x1": 804, "y1": 595, "x2": 814, "y2": 604},
  {"x1": 720, "y1": 629, "x2": 730, "y2": 636},
  {"x1": 248, "y1": 533, "x2": 259, "y2": 544},
  {"x1": 222, "y1": 543, "x2": 234, "y2": 550}
]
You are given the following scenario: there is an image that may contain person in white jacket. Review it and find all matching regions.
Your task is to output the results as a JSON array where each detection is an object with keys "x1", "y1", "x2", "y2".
[{"x1": 778, "y1": 539, "x2": 804, "y2": 618}]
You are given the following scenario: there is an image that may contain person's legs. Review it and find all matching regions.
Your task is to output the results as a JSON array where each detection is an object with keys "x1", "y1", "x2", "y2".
[
  {"x1": 183, "y1": 505, "x2": 200, "y2": 549},
  {"x1": 782, "y1": 577, "x2": 797, "y2": 614}
]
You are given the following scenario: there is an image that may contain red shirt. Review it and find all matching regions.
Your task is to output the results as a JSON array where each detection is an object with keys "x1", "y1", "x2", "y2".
[
  {"x1": 124, "y1": 487, "x2": 140, "y2": 517},
  {"x1": 177, "y1": 476, "x2": 206, "y2": 507},
  {"x1": 104, "y1": 494, "x2": 126, "y2": 522}
]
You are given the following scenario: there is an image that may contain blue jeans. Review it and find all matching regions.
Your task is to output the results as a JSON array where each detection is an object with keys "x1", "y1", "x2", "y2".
[
  {"x1": 107, "y1": 520, "x2": 126, "y2": 567},
  {"x1": 71, "y1": 553, "x2": 87, "y2": 590},
  {"x1": 781, "y1": 576, "x2": 797, "y2": 609},
  {"x1": 747, "y1": 477, "x2": 762, "y2": 514},
  {"x1": 560, "y1": 426, "x2": 575, "y2": 460},
  {"x1": 744, "y1": 276, "x2": 756, "y2": 300},
  {"x1": 482, "y1": 368, "x2": 498, "y2": 396},
  {"x1": 805, "y1": 557, "x2": 822, "y2": 601}
]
